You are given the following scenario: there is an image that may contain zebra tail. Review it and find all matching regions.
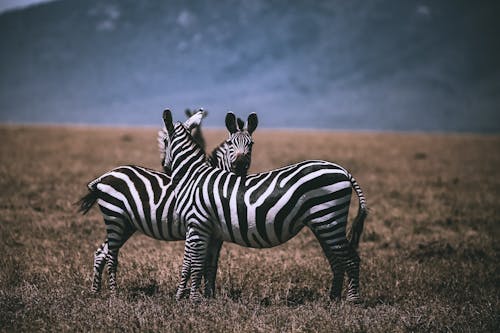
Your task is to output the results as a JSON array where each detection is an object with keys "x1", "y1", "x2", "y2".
[
  {"x1": 76, "y1": 182, "x2": 99, "y2": 215},
  {"x1": 347, "y1": 174, "x2": 368, "y2": 250}
]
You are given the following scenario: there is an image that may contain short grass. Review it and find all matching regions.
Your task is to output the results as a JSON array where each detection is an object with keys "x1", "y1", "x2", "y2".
[{"x1": 0, "y1": 125, "x2": 499, "y2": 332}]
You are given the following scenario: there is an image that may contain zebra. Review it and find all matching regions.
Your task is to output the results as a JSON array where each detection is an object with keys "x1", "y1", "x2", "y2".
[
  {"x1": 160, "y1": 110, "x2": 368, "y2": 303},
  {"x1": 77, "y1": 111, "x2": 258, "y2": 294}
]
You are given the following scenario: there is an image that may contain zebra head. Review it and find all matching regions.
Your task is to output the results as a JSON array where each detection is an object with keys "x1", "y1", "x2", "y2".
[
  {"x1": 222, "y1": 112, "x2": 258, "y2": 176},
  {"x1": 160, "y1": 109, "x2": 205, "y2": 172},
  {"x1": 184, "y1": 108, "x2": 208, "y2": 151}
]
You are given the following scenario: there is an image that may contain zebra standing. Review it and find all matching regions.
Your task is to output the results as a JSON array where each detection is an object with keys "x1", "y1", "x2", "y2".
[
  {"x1": 161, "y1": 110, "x2": 368, "y2": 303},
  {"x1": 78, "y1": 111, "x2": 258, "y2": 295}
]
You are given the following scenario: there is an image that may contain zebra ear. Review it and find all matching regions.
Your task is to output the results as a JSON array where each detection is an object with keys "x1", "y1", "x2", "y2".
[
  {"x1": 247, "y1": 113, "x2": 258, "y2": 134},
  {"x1": 225, "y1": 112, "x2": 238, "y2": 134},
  {"x1": 163, "y1": 109, "x2": 174, "y2": 135},
  {"x1": 185, "y1": 108, "x2": 193, "y2": 118},
  {"x1": 236, "y1": 118, "x2": 245, "y2": 131}
]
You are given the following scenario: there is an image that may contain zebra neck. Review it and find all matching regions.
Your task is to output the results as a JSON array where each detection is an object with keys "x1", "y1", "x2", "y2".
[
  {"x1": 208, "y1": 141, "x2": 226, "y2": 167},
  {"x1": 171, "y1": 144, "x2": 206, "y2": 188}
]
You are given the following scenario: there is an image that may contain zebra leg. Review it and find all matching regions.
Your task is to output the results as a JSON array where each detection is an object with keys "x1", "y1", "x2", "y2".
[
  {"x1": 309, "y1": 215, "x2": 361, "y2": 303},
  {"x1": 175, "y1": 248, "x2": 192, "y2": 301},
  {"x1": 91, "y1": 241, "x2": 108, "y2": 293},
  {"x1": 103, "y1": 218, "x2": 134, "y2": 294},
  {"x1": 204, "y1": 238, "x2": 223, "y2": 298},
  {"x1": 323, "y1": 247, "x2": 346, "y2": 301},
  {"x1": 342, "y1": 245, "x2": 361, "y2": 303},
  {"x1": 106, "y1": 249, "x2": 119, "y2": 293},
  {"x1": 328, "y1": 243, "x2": 361, "y2": 303},
  {"x1": 312, "y1": 231, "x2": 346, "y2": 301},
  {"x1": 330, "y1": 256, "x2": 345, "y2": 301},
  {"x1": 183, "y1": 225, "x2": 210, "y2": 303}
]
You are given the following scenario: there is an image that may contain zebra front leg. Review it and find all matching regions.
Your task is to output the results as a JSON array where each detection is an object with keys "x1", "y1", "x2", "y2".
[
  {"x1": 204, "y1": 238, "x2": 222, "y2": 298},
  {"x1": 175, "y1": 249, "x2": 192, "y2": 301},
  {"x1": 91, "y1": 241, "x2": 108, "y2": 293},
  {"x1": 183, "y1": 226, "x2": 209, "y2": 303}
]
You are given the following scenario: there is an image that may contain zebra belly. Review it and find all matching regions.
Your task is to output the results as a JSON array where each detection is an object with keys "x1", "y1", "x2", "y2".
[
  {"x1": 235, "y1": 223, "x2": 306, "y2": 248},
  {"x1": 97, "y1": 198, "x2": 185, "y2": 241}
]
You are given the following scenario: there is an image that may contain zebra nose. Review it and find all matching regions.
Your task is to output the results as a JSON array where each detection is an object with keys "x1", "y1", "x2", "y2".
[
  {"x1": 235, "y1": 153, "x2": 248, "y2": 164},
  {"x1": 234, "y1": 154, "x2": 250, "y2": 175}
]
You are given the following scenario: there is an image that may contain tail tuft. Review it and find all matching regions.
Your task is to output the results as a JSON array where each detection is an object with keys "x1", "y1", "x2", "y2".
[
  {"x1": 348, "y1": 205, "x2": 368, "y2": 249},
  {"x1": 347, "y1": 174, "x2": 368, "y2": 249},
  {"x1": 76, "y1": 189, "x2": 98, "y2": 215}
]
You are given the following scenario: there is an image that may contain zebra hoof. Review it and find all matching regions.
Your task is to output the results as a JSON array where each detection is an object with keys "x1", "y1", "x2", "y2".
[
  {"x1": 91, "y1": 281, "x2": 102, "y2": 293},
  {"x1": 175, "y1": 288, "x2": 189, "y2": 301},
  {"x1": 189, "y1": 291, "x2": 203, "y2": 303},
  {"x1": 346, "y1": 295, "x2": 362, "y2": 304},
  {"x1": 203, "y1": 288, "x2": 216, "y2": 299}
]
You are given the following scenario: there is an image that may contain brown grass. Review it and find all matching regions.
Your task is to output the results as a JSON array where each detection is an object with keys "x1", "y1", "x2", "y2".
[{"x1": 0, "y1": 124, "x2": 499, "y2": 332}]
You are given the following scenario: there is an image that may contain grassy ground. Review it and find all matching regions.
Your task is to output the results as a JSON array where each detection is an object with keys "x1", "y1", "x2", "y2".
[{"x1": 0, "y1": 124, "x2": 499, "y2": 332}]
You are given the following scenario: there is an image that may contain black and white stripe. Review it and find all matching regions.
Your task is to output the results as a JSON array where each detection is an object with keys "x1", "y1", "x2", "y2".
[
  {"x1": 161, "y1": 110, "x2": 368, "y2": 303},
  {"x1": 78, "y1": 111, "x2": 257, "y2": 293}
]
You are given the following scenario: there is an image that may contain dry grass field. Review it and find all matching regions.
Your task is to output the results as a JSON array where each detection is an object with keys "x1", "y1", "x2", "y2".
[{"x1": 0, "y1": 124, "x2": 499, "y2": 332}]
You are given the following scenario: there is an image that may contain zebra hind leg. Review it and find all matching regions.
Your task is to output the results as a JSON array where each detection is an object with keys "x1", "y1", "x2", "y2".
[
  {"x1": 106, "y1": 249, "x2": 119, "y2": 294},
  {"x1": 91, "y1": 241, "x2": 108, "y2": 293},
  {"x1": 313, "y1": 234, "x2": 346, "y2": 301},
  {"x1": 330, "y1": 256, "x2": 346, "y2": 301},
  {"x1": 310, "y1": 216, "x2": 361, "y2": 303},
  {"x1": 326, "y1": 244, "x2": 361, "y2": 303},
  {"x1": 329, "y1": 243, "x2": 361, "y2": 303},
  {"x1": 103, "y1": 218, "x2": 135, "y2": 294},
  {"x1": 343, "y1": 246, "x2": 361, "y2": 303}
]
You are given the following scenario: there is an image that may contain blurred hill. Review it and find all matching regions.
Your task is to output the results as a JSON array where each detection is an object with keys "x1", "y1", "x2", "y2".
[{"x1": 0, "y1": 0, "x2": 499, "y2": 131}]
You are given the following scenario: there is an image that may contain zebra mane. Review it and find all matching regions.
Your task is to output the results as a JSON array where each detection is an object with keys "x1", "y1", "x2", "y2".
[{"x1": 207, "y1": 140, "x2": 226, "y2": 166}]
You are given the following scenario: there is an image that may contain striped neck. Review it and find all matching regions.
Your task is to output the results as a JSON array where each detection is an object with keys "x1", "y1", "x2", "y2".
[{"x1": 170, "y1": 123, "x2": 207, "y2": 187}]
